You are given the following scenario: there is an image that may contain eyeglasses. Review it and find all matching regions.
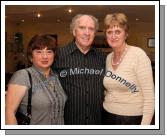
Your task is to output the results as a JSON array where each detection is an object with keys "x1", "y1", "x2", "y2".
[
  {"x1": 33, "y1": 49, "x2": 54, "y2": 56},
  {"x1": 106, "y1": 30, "x2": 122, "y2": 36}
]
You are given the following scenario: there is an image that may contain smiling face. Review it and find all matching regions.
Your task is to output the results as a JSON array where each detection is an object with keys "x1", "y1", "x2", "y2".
[
  {"x1": 32, "y1": 47, "x2": 54, "y2": 70},
  {"x1": 73, "y1": 15, "x2": 96, "y2": 50},
  {"x1": 106, "y1": 25, "x2": 127, "y2": 49},
  {"x1": 104, "y1": 13, "x2": 129, "y2": 49},
  {"x1": 27, "y1": 34, "x2": 57, "y2": 68}
]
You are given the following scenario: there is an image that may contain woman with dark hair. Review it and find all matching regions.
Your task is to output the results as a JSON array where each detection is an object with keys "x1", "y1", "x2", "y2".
[{"x1": 5, "y1": 34, "x2": 67, "y2": 125}]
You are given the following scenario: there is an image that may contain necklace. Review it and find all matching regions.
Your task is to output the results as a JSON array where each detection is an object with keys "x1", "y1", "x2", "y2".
[{"x1": 112, "y1": 44, "x2": 128, "y2": 66}]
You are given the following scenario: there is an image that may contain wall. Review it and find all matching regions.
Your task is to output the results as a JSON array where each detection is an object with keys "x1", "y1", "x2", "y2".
[
  {"x1": 127, "y1": 22, "x2": 155, "y2": 60},
  {"x1": 5, "y1": 22, "x2": 18, "y2": 73},
  {"x1": 5, "y1": 21, "x2": 155, "y2": 72}
]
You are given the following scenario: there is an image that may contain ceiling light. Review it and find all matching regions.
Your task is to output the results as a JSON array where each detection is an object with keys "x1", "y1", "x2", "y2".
[
  {"x1": 57, "y1": 19, "x2": 61, "y2": 23},
  {"x1": 37, "y1": 13, "x2": 41, "y2": 18},
  {"x1": 68, "y1": 9, "x2": 72, "y2": 13},
  {"x1": 136, "y1": 18, "x2": 139, "y2": 21}
]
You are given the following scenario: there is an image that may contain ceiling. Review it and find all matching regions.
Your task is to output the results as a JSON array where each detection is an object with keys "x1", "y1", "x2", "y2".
[{"x1": 5, "y1": 5, "x2": 155, "y2": 24}]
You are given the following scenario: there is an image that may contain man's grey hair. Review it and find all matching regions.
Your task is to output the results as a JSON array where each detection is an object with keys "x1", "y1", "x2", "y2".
[{"x1": 70, "y1": 14, "x2": 99, "y2": 34}]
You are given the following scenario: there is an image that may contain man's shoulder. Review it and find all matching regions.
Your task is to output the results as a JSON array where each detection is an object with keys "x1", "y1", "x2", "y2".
[
  {"x1": 57, "y1": 42, "x2": 74, "y2": 54},
  {"x1": 57, "y1": 44, "x2": 70, "y2": 52}
]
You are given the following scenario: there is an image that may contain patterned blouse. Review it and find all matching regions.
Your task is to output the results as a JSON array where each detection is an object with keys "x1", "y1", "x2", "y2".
[{"x1": 8, "y1": 65, "x2": 67, "y2": 125}]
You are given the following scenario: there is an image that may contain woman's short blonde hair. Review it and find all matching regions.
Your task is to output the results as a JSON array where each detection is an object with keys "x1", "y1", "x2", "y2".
[{"x1": 104, "y1": 13, "x2": 129, "y2": 33}]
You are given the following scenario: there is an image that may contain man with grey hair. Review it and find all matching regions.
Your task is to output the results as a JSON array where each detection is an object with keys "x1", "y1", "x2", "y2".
[{"x1": 53, "y1": 14, "x2": 106, "y2": 125}]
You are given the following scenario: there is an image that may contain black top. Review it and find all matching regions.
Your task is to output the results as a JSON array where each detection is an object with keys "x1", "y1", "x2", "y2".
[{"x1": 53, "y1": 41, "x2": 106, "y2": 125}]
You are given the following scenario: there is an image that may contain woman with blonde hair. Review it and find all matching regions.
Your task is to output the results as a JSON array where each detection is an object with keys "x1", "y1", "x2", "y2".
[{"x1": 102, "y1": 13, "x2": 154, "y2": 125}]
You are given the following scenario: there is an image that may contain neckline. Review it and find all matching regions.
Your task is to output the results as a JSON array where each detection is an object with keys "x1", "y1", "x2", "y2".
[
  {"x1": 111, "y1": 45, "x2": 130, "y2": 71},
  {"x1": 111, "y1": 44, "x2": 128, "y2": 66},
  {"x1": 31, "y1": 65, "x2": 54, "y2": 78}
]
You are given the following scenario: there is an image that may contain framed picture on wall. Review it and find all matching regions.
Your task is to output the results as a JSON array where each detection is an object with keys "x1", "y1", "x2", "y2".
[{"x1": 147, "y1": 38, "x2": 155, "y2": 48}]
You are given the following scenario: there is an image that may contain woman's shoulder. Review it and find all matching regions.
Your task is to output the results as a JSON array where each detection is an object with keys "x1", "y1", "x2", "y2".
[
  {"x1": 8, "y1": 68, "x2": 30, "y2": 86},
  {"x1": 13, "y1": 69, "x2": 28, "y2": 77},
  {"x1": 106, "y1": 52, "x2": 113, "y2": 59},
  {"x1": 129, "y1": 45, "x2": 147, "y2": 56},
  {"x1": 105, "y1": 52, "x2": 113, "y2": 64},
  {"x1": 128, "y1": 45, "x2": 151, "y2": 64}
]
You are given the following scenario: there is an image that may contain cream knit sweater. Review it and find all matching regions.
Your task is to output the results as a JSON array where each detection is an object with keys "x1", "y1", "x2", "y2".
[{"x1": 103, "y1": 45, "x2": 155, "y2": 125}]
